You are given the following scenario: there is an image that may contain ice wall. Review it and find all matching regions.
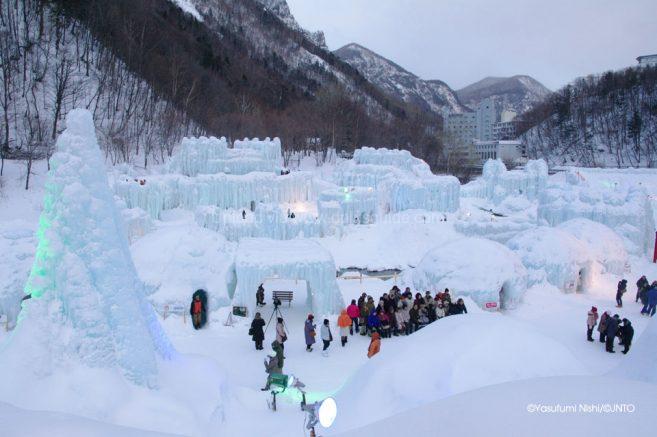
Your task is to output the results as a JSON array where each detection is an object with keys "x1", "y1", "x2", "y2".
[
  {"x1": 467, "y1": 159, "x2": 548, "y2": 203},
  {"x1": 168, "y1": 136, "x2": 281, "y2": 176},
  {"x1": 506, "y1": 227, "x2": 597, "y2": 293},
  {"x1": 353, "y1": 147, "x2": 432, "y2": 177},
  {"x1": 114, "y1": 171, "x2": 316, "y2": 219},
  {"x1": 388, "y1": 176, "x2": 460, "y2": 213},
  {"x1": 318, "y1": 187, "x2": 378, "y2": 226},
  {"x1": 195, "y1": 204, "x2": 322, "y2": 241},
  {"x1": 538, "y1": 172, "x2": 654, "y2": 255},
  {"x1": 0, "y1": 109, "x2": 174, "y2": 387},
  {"x1": 413, "y1": 237, "x2": 528, "y2": 309},
  {"x1": 231, "y1": 238, "x2": 344, "y2": 316},
  {"x1": 0, "y1": 225, "x2": 35, "y2": 330}
]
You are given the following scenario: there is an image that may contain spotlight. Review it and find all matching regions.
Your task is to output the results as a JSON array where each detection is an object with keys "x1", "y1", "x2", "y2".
[{"x1": 301, "y1": 396, "x2": 337, "y2": 435}]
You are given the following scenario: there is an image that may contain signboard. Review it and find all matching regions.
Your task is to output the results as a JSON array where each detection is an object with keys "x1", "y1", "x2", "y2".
[
  {"x1": 233, "y1": 306, "x2": 248, "y2": 317},
  {"x1": 485, "y1": 302, "x2": 498, "y2": 309}
]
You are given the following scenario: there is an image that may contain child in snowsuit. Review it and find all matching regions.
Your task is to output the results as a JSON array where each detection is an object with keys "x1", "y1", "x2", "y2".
[
  {"x1": 367, "y1": 332, "x2": 381, "y2": 358},
  {"x1": 337, "y1": 310, "x2": 352, "y2": 346}
]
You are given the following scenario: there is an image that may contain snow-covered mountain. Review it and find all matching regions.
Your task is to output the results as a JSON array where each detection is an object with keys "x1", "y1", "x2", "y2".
[
  {"x1": 457, "y1": 75, "x2": 551, "y2": 114},
  {"x1": 334, "y1": 43, "x2": 468, "y2": 115},
  {"x1": 256, "y1": 0, "x2": 327, "y2": 48}
]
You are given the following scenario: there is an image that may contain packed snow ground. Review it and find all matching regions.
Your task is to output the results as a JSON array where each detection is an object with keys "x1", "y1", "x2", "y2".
[{"x1": 1, "y1": 144, "x2": 657, "y2": 436}]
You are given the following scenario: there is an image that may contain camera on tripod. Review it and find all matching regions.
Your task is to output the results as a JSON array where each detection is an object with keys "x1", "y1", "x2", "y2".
[{"x1": 272, "y1": 297, "x2": 282, "y2": 308}]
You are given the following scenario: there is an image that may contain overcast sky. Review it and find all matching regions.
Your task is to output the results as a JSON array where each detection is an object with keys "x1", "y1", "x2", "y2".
[{"x1": 286, "y1": 0, "x2": 657, "y2": 91}]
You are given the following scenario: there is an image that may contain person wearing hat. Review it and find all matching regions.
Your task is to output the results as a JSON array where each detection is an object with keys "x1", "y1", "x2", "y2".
[
  {"x1": 615, "y1": 279, "x2": 628, "y2": 308},
  {"x1": 304, "y1": 314, "x2": 316, "y2": 352},
  {"x1": 261, "y1": 349, "x2": 282, "y2": 391},
  {"x1": 586, "y1": 306, "x2": 598, "y2": 342}
]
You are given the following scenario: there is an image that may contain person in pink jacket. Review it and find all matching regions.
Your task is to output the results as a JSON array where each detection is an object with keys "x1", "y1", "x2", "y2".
[
  {"x1": 586, "y1": 306, "x2": 598, "y2": 342},
  {"x1": 346, "y1": 299, "x2": 360, "y2": 335}
]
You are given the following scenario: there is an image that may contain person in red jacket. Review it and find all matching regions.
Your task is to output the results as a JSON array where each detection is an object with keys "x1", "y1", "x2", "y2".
[
  {"x1": 367, "y1": 332, "x2": 381, "y2": 358},
  {"x1": 346, "y1": 299, "x2": 360, "y2": 335},
  {"x1": 191, "y1": 295, "x2": 203, "y2": 329}
]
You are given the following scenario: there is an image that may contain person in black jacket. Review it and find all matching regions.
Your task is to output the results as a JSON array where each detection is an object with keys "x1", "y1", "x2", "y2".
[
  {"x1": 636, "y1": 276, "x2": 649, "y2": 303},
  {"x1": 449, "y1": 298, "x2": 468, "y2": 315},
  {"x1": 605, "y1": 314, "x2": 621, "y2": 353},
  {"x1": 256, "y1": 284, "x2": 266, "y2": 307},
  {"x1": 619, "y1": 318, "x2": 634, "y2": 354},
  {"x1": 615, "y1": 279, "x2": 627, "y2": 308},
  {"x1": 250, "y1": 312, "x2": 266, "y2": 350}
]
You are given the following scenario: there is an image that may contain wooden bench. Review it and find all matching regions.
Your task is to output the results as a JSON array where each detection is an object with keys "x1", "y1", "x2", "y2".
[{"x1": 273, "y1": 290, "x2": 293, "y2": 307}]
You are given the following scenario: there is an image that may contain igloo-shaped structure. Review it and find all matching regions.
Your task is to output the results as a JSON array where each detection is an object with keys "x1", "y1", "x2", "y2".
[
  {"x1": 413, "y1": 238, "x2": 528, "y2": 310},
  {"x1": 0, "y1": 110, "x2": 174, "y2": 388},
  {"x1": 557, "y1": 218, "x2": 629, "y2": 276},
  {"x1": 231, "y1": 238, "x2": 344, "y2": 316},
  {"x1": 506, "y1": 227, "x2": 597, "y2": 293}
]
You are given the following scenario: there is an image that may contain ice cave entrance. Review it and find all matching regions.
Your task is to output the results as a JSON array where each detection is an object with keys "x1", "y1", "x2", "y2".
[
  {"x1": 261, "y1": 278, "x2": 309, "y2": 308},
  {"x1": 231, "y1": 238, "x2": 344, "y2": 317}
]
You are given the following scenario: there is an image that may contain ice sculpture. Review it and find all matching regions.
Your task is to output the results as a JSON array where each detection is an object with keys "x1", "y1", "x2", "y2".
[
  {"x1": 413, "y1": 237, "x2": 528, "y2": 309},
  {"x1": 506, "y1": 227, "x2": 597, "y2": 293},
  {"x1": 0, "y1": 109, "x2": 174, "y2": 387},
  {"x1": 195, "y1": 204, "x2": 322, "y2": 241},
  {"x1": 353, "y1": 147, "x2": 433, "y2": 177},
  {"x1": 167, "y1": 136, "x2": 281, "y2": 176},
  {"x1": 114, "y1": 171, "x2": 315, "y2": 219},
  {"x1": 538, "y1": 172, "x2": 654, "y2": 255},
  {"x1": 557, "y1": 218, "x2": 629, "y2": 275},
  {"x1": 231, "y1": 238, "x2": 344, "y2": 316},
  {"x1": 463, "y1": 159, "x2": 548, "y2": 203},
  {"x1": 318, "y1": 187, "x2": 378, "y2": 226}
]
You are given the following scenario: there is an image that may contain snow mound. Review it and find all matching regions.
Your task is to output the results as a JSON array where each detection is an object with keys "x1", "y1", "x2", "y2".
[
  {"x1": 333, "y1": 375, "x2": 655, "y2": 437},
  {"x1": 413, "y1": 237, "x2": 528, "y2": 309},
  {"x1": 332, "y1": 313, "x2": 585, "y2": 432},
  {"x1": 506, "y1": 226, "x2": 597, "y2": 293},
  {"x1": 131, "y1": 222, "x2": 236, "y2": 313},
  {"x1": 0, "y1": 109, "x2": 174, "y2": 388},
  {"x1": 557, "y1": 218, "x2": 629, "y2": 275}
]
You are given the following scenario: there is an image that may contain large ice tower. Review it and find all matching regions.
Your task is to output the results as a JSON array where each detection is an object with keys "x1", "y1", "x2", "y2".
[{"x1": 0, "y1": 109, "x2": 174, "y2": 387}]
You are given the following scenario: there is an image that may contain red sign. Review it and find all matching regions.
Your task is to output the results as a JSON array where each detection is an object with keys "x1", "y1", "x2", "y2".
[{"x1": 485, "y1": 302, "x2": 498, "y2": 309}]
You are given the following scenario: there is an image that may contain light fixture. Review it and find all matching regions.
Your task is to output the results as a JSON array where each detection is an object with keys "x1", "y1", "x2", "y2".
[{"x1": 301, "y1": 396, "x2": 337, "y2": 435}]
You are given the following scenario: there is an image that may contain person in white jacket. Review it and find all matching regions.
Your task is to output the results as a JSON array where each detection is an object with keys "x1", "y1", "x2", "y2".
[
  {"x1": 320, "y1": 318, "x2": 333, "y2": 357},
  {"x1": 275, "y1": 317, "x2": 287, "y2": 350}
]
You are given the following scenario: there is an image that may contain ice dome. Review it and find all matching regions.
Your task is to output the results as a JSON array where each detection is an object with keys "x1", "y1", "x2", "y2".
[
  {"x1": 557, "y1": 218, "x2": 629, "y2": 275},
  {"x1": 331, "y1": 313, "x2": 585, "y2": 432},
  {"x1": 413, "y1": 237, "x2": 528, "y2": 309},
  {"x1": 506, "y1": 226, "x2": 597, "y2": 293}
]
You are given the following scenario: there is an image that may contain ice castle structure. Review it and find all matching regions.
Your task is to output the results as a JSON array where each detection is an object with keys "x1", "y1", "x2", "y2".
[
  {"x1": 333, "y1": 147, "x2": 460, "y2": 214},
  {"x1": 506, "y1": 227, "x2": 597, "y2": 293},
  {"x1": 538, "y1": 169, "x2": 655, "y2": 255},
  {"x1": 0, "y1": 109, "x2": 174, "y2": 388},
  {"x1": 413, "y1": 238, "x2": 528, "y2": 310},
  {"x1": 231, "y1": 238, "x2": 344, "y2": 316},
  {"x1": 461, "y1": 159, "x2": 548, "y2": 203}
]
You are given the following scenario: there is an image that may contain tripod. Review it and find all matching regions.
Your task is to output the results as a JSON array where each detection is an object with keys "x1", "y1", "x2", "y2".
[{"x1": 264, "y1": 303, "x2": 286, "y2": 335}]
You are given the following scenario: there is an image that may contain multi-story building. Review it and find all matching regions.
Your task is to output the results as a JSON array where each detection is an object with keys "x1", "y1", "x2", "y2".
[
  {"x1": 475, "y1": 97, "x2": 500, "y2": 141},
  {"x1": 473, "y1": 140, "x2": 526, "y2": 165},
  {"x1": 637, "y1": 54, "x2": 657, "y2": 67},
  {"x1": 444, "y1": 112, "x2": 476, "y2": 147},
  {"x1": 492, "y1": 109, "x2": 519, "y2": 140}
]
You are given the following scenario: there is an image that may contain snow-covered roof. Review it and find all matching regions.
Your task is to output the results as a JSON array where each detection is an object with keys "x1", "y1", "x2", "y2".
[{"x1": 413, "y1": 237, "x2": 528, "y2": 308}]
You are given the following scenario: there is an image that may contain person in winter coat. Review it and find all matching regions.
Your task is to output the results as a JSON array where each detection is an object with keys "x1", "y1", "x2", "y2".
[
  {"x1": 450, "y1": 298, "x2": 468, "y2": 315},
  {"x1": 586, "y1": 306, "x2": 598, "y2": 342},
  {"x1": 367, "y1": 309, "x2": 381, "y2": 335},
  {"x1": 320, "y1": 318, "x2": 333, "y2": 356},
  {"x1": 435, "y1": 301, "x2": 446, "y2": 319},
  {"x1": 261, "y1": 350, "x2": 282, "y2": 391},
  {"x1": 304, "y1": 314, "x2": 316, "y2": 352},
  {"x1": 642, "y1": 282, "x2": 657, "y2": 317},
  {"x1": 636, "y1": 276, "x2": 649, "y2": 303},
  {"x1": 271, "y1": 340, "x2": 285, "y2": 370},
  {"x1": 347, "y1": 299, "x2": 360, "y2": 335},
  {"x1": 359, "y1": 301, "x2": 369, "y2": 336},
  {"x1": 616, "y1": 279, "x2": 627, "y2": 307},
  {"x1": 367, "y1": 332, "x2": 381, "y2": 358},
  {"x1": 605, "y1": 314, "x2": 621, "y2": 353},
  {"x1": 275, "y1": 318, "x2": 287, "y2": 350},
  {"x1": 337, "y1": 310, "x2": 352, "y2": 347},
  {"x1": 250, "y1": 312, "x2": 266, "y2": 350},
  {"x1": 191, "y1": 295, "x2": 204, "y2": 329},
  {"x1": 379, "y1": 310, "x2": 391, "y2": 338},
  {"x1": 256, "y1": 284, "x2": 266, "y2": 307},
  {"x1": 619, "y1": 318, "x2": 634, "y2": 354},
  {"x1": 598, "y1": 311, "x2": 609, "y2": 343},
  {"x1": 409, "y1": 304, "x2": 419, "y2": 334}
]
